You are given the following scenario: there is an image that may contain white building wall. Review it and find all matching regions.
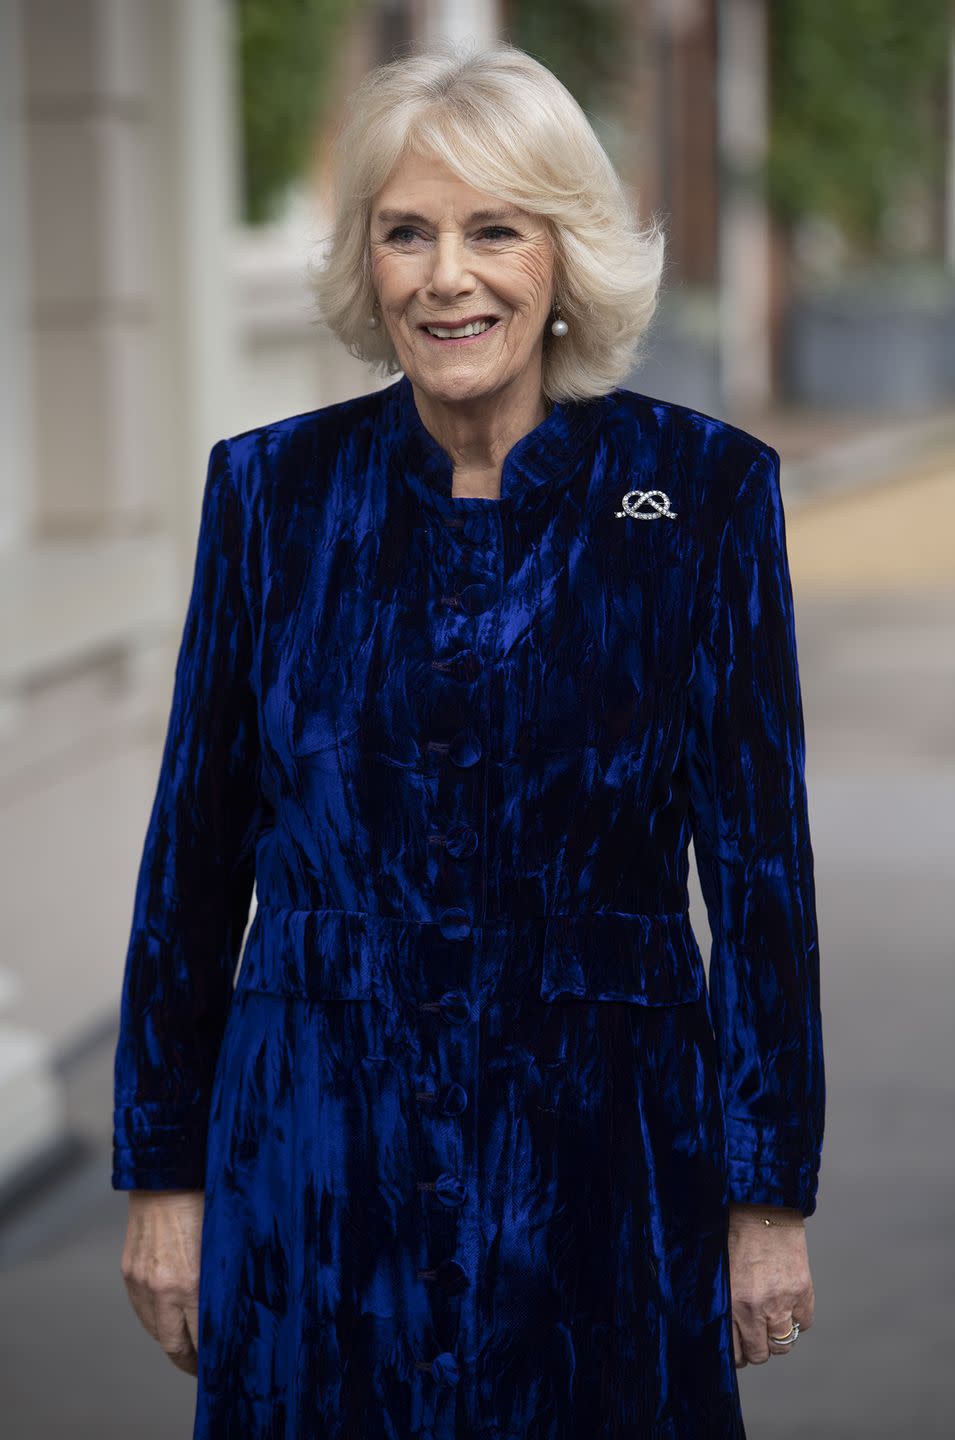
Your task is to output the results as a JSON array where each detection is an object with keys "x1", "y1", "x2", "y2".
[
  {"x1": 0, "y1": 0, "x2": 247, "y2": 1191},
  {"x1": 0, "y1": 0, "x2": 507, "y2": 1194}
]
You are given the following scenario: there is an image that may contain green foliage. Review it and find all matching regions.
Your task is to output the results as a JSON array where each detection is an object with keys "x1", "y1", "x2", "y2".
[
  {"x1": 237, "y1": 0, "x2": 363, "y2": 225},
  {"x1": 767, "y1": 0, "x2": 950, "y2": 258},
  {"x1": 504, "y1": 0, "x2": 635, "y2": 131},
  {"x1": 235, "y1": 0, "x2": 950, "y2": 264},
  {"x1": 237, "y1": 0, "x2": 634, "y2": 223}
]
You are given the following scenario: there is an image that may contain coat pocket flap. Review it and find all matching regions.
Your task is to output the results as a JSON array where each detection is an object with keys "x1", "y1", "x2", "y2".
[
  {"x1": 236, "y1": 904, "x2": 375, "y2": 1000},
  {"x1": 539, "y1": 911, "x2": 705, "y2": 1005}
]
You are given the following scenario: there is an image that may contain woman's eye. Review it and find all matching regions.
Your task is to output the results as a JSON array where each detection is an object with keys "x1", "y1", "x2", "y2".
[{"x1": 383, "y1": 225, "x2": 517, "y2": 244}]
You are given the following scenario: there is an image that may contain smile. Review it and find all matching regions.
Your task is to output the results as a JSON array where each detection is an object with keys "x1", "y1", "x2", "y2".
[{"x1": 421, "y1": 318, "x2": 500, "y2": 344}]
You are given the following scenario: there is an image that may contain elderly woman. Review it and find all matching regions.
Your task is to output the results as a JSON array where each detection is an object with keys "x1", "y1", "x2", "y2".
[{"x1": 112, "y1": 39, "x2": 825, "y2": 1440}]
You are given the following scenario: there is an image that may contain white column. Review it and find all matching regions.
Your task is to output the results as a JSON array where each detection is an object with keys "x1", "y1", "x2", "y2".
[
  {"x1": 148, "y1": 0, "x2": 243, "y2": 558},
  {"x1": 421, "y1": 0, "x2": 499, "y2": 48},
  {"x1": 22, "y1": 0, "x2": 164, "y2": 531},
  {"x1": 20, "y1": 0, "x2": 240, "y2": 538},
  {"x1": 716, "y1": 0, "x2": 772, "y2": 410},
  {"x1": 0, "y1": 0, "x2": 245, "y2": 1197}
]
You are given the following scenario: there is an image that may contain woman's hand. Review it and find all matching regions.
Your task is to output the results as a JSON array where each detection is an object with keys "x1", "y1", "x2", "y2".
[
  {"x1": 120, "y1": 1190, "x2": 205, "y2": 1375},
  {"x1": 727, "y1": 1203, "x2": 815, "y2": 1368}
]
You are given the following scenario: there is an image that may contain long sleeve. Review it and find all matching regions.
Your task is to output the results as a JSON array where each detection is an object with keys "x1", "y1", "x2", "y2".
[
  {"x1": 685, "y1": 444, "x2": 825, "y2": 1217},
  {"x1": 112, "y1": 438, "x2": 265, "y2": 1190}
]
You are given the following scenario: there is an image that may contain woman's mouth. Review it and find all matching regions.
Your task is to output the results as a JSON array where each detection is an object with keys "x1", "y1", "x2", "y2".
[{"x1": 420, "y1": 317, "x2": 501, "y2": 345}]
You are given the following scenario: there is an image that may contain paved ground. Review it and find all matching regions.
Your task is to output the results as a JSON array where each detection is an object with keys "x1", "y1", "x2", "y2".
[{"x1": 1, "y1": 460, "x2": 953, "y2": 1438}]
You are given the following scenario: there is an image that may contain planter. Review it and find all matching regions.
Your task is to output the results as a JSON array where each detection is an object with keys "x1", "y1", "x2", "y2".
[
  {"x1": 783, "y1": 269, "x2": 955, "y2": 412},
  {"x1": 627, "y1": 288, "x2": 722, "y2": 413}
]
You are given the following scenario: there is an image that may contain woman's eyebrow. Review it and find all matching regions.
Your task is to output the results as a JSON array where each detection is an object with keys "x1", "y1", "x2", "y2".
[{"x1": 374, "y1": 206, "x2": 524, "y2": 226}]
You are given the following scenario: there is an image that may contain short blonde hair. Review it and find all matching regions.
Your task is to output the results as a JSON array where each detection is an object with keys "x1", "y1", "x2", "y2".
[{"x1": 307, "y1": 38, "x2": 667, "y2": 401}]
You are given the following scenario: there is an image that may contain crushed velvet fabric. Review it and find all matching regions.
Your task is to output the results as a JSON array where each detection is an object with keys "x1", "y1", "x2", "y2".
[{"x1": 112, "y1": 371, "x2": 825, "y2": 1438}]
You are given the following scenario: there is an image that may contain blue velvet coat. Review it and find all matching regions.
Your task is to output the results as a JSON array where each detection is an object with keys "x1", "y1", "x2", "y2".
[{"x1": 112, "y1": 372, "x2": 825, "y2": 1439}]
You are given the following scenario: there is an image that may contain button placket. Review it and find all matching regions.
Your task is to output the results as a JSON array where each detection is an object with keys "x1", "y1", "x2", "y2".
[
  {"x1": 413, "y1": 512, "x2": 501, "y2": 1393},
  {"x1": 384, "y1": 370, "x2": 613, "y2": 1403}
]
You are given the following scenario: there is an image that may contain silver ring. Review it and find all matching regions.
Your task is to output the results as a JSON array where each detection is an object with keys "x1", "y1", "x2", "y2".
[{"x1": 769, "y1": 1320, "x2": 800, "y2": 1346}]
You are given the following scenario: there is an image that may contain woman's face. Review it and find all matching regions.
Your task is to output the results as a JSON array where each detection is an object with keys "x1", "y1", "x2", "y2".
[{"x1": 369, "y1": 150, "x2": 556, "y2": 406}]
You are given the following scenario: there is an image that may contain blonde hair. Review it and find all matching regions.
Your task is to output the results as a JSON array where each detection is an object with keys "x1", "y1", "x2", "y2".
[{"x1": 307, "y1": 37, "x2": 667, "y2": 402}]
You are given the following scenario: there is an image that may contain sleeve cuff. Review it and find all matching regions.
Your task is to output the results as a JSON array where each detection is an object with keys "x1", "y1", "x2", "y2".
[
  {"x1": 724, "y1": 1112, "x2": 822, "y2": 1217},
  {"x1": 111, "y1": 1100, "x2": 209, "y2": 1191}
]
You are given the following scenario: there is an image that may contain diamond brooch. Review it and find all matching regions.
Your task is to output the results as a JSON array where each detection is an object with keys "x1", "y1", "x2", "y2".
[{"x1": 615, "y1": 489, "x2": 678, "y2": 520}]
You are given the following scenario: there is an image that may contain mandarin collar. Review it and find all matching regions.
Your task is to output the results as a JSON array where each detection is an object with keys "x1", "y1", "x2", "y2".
[{"x1": 386, "y1": 372, "x2": 607, "y2": 518}]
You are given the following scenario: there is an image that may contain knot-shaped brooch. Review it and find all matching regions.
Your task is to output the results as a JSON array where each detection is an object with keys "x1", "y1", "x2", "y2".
[{"x1": 615, "y1": 489, "x2": 678, "y2": 520}]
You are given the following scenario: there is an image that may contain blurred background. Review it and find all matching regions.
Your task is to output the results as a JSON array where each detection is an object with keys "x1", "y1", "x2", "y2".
[{"x1": 1, "y1": 0, "x2": 953, "y2": 1435}]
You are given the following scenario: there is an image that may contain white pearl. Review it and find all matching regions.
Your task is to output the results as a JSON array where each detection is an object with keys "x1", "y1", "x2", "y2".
[
  {"x1": 551, "y1": 318, "x2": 568, "y2": 337},
  {"x1": 366, "y1": 314, "x2": 380, "y2": 329}
]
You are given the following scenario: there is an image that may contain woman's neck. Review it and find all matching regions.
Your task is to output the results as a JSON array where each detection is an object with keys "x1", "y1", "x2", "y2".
[{"x1": 412, "y1": 372, "x2": 550, "y2": 497}]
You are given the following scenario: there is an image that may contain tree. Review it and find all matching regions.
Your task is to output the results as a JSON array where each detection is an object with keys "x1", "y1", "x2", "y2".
[
  {"x1": 767, "y1": 0, "x2": 950, "y2": 265},
  {"x1": 237, "y1": 0, "x2": 362, "y2": 225}
]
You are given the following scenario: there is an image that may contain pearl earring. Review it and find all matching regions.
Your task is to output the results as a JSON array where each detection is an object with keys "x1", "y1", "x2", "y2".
[
  {"x1": 366, "y1": 300, "x2": 380, "y2": 329},
  {"x1": 550, "y1": 303, "x2": 568, "y2": 338}
]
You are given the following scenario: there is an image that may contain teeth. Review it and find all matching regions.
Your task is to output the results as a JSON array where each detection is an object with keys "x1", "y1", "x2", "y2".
[{"x1": 426, "y1": 319, "x2": 495, "y2": 339}]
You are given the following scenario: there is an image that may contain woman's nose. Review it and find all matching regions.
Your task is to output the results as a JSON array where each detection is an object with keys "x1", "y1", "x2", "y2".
[{"x1": 427, "y1": 235, "x2": 474, "y2": 294}]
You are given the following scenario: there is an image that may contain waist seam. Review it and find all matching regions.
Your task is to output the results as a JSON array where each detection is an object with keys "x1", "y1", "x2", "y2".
[{"x1": 252, "y1": 903, "x2": 692, "y2": 923}]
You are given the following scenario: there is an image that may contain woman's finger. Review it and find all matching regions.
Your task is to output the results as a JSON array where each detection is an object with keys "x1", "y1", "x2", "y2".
[
  {"x1": 123, "y1": 1272, "x2": 160, "y2": 1343},
  {"x1": 733, "y1": 1316, "x2": 748, "y2": 1368},
  {"x1": 183, "y1": 1294, "x2": 200, "y2": 1363},
  {"x1": 766, "y1": 1310, "x2": 798, "y2": 1356},
  {"x1": 735, "y1": 1297, "x2": 771, "y2": 1365},
  {"x1": 156, "y1": 1298, "x2": 199, "y2": 1376}
]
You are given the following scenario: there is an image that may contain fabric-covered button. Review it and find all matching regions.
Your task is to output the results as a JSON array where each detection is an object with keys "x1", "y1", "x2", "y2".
[
  {"x1": 417, "y1": 1257, "x2": 470, "y2": 1295},
  {"x1": 445, "y1": 822, "x2": 478, "y2": 859},
  {"x1": 439, "y1": 907, "x2": 471, "y2": 940},
  {"x1": 431, "y1": 1351, "x2": 460, "y2": 1387},
  {"x1": 448, "y1": 730, "x2": 482, "y2": 767},
  {"x1": 435, "y1": 1172, "x2": 468, "y2": 1207},
  {"x1": 457, "y1": 582, "x2": 494, "y2": 615},
  {"x1": 437, "y1": 1081, "x2": 468, "y2": 1115},
  {"x1": 438, "y1": 991, "x2": 471, "y2": 1025}
]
